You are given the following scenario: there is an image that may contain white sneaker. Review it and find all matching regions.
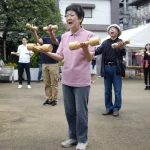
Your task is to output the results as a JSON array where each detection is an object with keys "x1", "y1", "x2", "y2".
[
  {"x1": 18, "y1": 85, "x2": 22, "y2": 89},
  {"x1": 27, "y1": 85, "x2": 31, "y2": 89},
  {"x1": 61, "y1": 139, "x2": 77, "y2": 148},
  {"x1": 76, "y1": 142, "x2": 88, "y2": 150}
]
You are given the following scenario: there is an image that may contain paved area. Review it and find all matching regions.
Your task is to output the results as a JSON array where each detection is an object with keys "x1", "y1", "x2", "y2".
[{"x1": 0, "y1": 78, "x2": 150, "y2": 150}]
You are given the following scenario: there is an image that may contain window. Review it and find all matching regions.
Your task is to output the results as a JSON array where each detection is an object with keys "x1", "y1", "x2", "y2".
[
  {"x1": 146, "y1": 18, "x2": 150, "y2": 23},
  {"x1": 71, "y1": 3, "x2": 95, "y2": 18},
  {"x1": 83, "y1": 8, "x2": 92, "y2": 18}
]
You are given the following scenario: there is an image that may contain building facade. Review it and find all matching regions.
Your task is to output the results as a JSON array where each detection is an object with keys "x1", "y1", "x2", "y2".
[
  {"x1": 120, "y1": 0, "x2": 150, "y2": 67},
  {"x1": 58, "y1": 0, "x2": 120, "y2": 38},
  {"x1": 119, "y1": 0, "x2": 150, "y2": 30}
]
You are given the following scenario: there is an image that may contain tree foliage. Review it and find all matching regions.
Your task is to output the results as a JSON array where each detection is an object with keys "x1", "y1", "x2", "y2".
[{"x1": 0, "y1": 0, "x2": 64, "y2": 43}]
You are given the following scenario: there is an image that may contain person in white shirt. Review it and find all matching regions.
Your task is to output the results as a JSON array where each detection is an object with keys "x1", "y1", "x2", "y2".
[{"x1": 12, "y1": 38, "x2": 33, "y2": 89}]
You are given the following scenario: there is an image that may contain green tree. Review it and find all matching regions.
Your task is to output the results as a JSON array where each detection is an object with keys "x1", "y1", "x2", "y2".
[
  {"x1": 0, "y1": 0, "x2": 64, "y2": 59},
  {"x1": 30, "y1": 51, "x2": 39, "y2": 68}
]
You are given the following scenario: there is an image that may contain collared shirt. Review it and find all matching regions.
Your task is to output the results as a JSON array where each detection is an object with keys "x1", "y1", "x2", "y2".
[
  {"x1": 17, "y1": 44, "x2": 31, "y2": 63},
  {"x1": 57, "y1": 27, "x2": 95, "y2": 87}
]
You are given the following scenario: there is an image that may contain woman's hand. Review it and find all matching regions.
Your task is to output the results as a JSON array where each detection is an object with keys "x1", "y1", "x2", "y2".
[
  {"x1": 79, "y1": 42, "x2": 89, "y2": 51},
  {"x1": 80, "y1": 42, "x2": 93, "y2": 62},
  {"x1": 117, "y1": 41, "x2": 125, "y2": 50}
]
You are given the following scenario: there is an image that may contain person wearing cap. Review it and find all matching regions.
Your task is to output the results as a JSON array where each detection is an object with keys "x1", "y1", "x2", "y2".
[
  {"x1": 14, "y1": 38, "x2": 33, "y2": 89},
  {"x1": 30, "y1": 23, "x2": 61, "y2": 106},
  {"x1": 95, "y1": 24, "x2": 126, "y2": 117}
]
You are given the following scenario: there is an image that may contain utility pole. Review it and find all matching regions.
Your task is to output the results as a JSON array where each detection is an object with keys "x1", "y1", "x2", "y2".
[
  {"x1": 124, "y1": 0, "x2": 127, "y2": 12},
  {"x1": 123, "y1": 0, "x2": 128, "y2": 30}
]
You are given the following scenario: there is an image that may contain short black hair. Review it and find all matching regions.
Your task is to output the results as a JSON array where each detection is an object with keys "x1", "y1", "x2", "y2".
[
  {"x1": 145, "y1": 43, "x2": 150, "y2": 51},
  {"x1": 65, "y1": 4, "x2": 85, "y2": 24}
]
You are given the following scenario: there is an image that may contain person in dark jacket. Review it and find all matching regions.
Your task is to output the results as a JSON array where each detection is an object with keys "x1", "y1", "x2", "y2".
[
  {"x1": 143, "y1": 43, "x2": 150, "y2": 90},
  {"x1": 95, "y1": 24, "x2": 126, "y2": 117}
]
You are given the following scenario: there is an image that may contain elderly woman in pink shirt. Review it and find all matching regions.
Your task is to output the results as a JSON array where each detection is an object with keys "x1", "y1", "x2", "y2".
[{"x1": 45, "y1": 4, "x2": 95, "y2": 150}]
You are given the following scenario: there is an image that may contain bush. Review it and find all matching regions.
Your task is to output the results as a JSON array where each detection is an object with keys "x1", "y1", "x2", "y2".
[
  {"x1": 30, "y1": 51, "x2": 39, "y2": 68},
  {"x1": 5, "y1": 51, "x2": 39, "y2": 69},
  {"x1": 59, "y1": 61, "x2": 64, "y2": 66},
  {"x1": 4, "y1": 62, "x2": 18, "y2": 69}
]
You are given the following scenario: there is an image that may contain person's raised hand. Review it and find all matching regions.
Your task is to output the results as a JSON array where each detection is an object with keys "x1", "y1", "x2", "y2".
[
  {"x1": 47, "y1": 25, "x2": 53, "y2": 33},
  {"x1": 117, "y1": 41, "x2": 125, "y2": 50}
]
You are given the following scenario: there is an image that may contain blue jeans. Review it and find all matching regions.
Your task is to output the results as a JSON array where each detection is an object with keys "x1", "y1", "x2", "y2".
[
  {"x1": 62, "y1": 84, "x2": 90, "y2": 143},
  {"x1": 104, "y1": 65, "x2": 122, "y2": 111},
  {"x1": 37, "y1": 64, "x2": 42, "y2": 81}
]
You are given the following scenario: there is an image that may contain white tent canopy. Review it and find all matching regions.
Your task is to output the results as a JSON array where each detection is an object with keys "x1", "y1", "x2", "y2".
[{"x1": 101, "y1": 23, "x2": 150, "y2": 50}]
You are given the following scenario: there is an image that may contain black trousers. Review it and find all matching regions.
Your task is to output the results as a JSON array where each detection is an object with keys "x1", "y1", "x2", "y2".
[
  {"x1": 144, "y1": 66, "x2": 150, "y2": 85},
  {"x1": 18, "y1": 63, "x2": 31, "y2": 85}
]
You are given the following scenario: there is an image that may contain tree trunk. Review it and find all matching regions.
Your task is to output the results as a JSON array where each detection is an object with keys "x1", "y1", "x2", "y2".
[{"x1": 4, "y1": 39, "x2": 6, "y2": 61}]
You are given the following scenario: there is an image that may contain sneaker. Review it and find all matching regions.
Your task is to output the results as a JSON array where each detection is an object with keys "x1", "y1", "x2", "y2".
[
  {"x1": 27, "y1": 85, "x2": 31, "y2": 89},
  {"x1": 144, "y1": 86, "x2": 149, "y2": 90},
  {"x1": 18, "y1": 85, "x2": 22, "y2": 89},
  {"x1": 102, "y1": 110, "x2": 113, "y2": 115},
  {"x1": 61, "y1": 139, "x2": 77, "y2": 148},
  {"x1": 76, "y1": 142, "x2": 88, "y2": 150},
  {"x1": 51, "y1": 100, "x2": 57, "y2": 106},
  {"x1": 113, "y1": 110, "x2": 119, "y2": 117},
  {"x1": 43, "y1": 99, "x2": 52, "y2": 105}
]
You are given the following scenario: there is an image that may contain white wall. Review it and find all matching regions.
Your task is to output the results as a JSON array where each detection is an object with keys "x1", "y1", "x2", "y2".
[
  {"x1": 59, "y1": 0, "x2": 111, "y2": 25},
  {"x1": 93, "y1": 31, "x2": 108, "y2": 39}
]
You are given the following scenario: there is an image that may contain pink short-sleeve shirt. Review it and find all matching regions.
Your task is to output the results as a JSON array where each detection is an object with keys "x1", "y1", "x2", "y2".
[{"x1": 57, "y1": 28, "x2": 95, "y2": 87}]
